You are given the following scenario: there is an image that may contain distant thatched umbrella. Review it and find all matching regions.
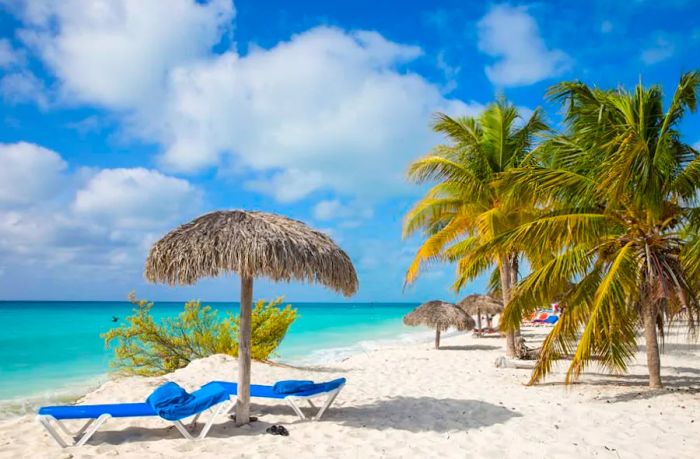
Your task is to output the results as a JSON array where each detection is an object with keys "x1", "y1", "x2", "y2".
[
  {"x1": 458, "y1": 294, "x2": 503, "y2": 336},
  {"x1": 145, "y1": 210, "x2": 358, "y2": 425},
  {"x1": 403, "y1": 300, "x2": 475, "y2": 349}
]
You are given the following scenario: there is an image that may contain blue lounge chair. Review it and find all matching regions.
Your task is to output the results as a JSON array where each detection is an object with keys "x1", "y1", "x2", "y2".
[
  {"x1": 204, "y1": 377, "x2": 346, "y2": 421},
  {"x1": 37, "y1": 382, "x2": 233, "y2": 448}
]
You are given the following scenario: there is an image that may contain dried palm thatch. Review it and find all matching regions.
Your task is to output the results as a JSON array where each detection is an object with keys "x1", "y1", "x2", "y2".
[
  {"x1": 403, "y1": 300, "x2": 475, "y2": 349},
  {"x1": 144, "y1": 210, "x2": 358, "y2": 425},
  {"x1": 458, "y1": 294, "x2": 503, "y2": 337},
  {"x1": 458, "y1": 294, "x2": 503, "y2": 315},
  {"x1": 145, "y1": 210, "x2": 358, "y2": 295}
]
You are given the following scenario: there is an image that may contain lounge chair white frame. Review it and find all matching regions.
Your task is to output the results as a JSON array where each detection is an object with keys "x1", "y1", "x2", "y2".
[
  {"x1": 37, "y1": 400, "x2": 234, "y2": 448},
  {"x1": 226, "y1": 381, "x2": 345, "y2": 421}
]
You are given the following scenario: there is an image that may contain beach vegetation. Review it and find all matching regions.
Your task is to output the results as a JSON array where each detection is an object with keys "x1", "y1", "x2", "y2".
[
  {"x1": 402, "y1": 98, "x2": 548, "y2": 357},
  {"x1": 479, "y1": 72, "x2": 700, "y2": 388},
  {"x1": 405, "y1": 72, "x2": 700, "y2": 388},
  {"x1": 102, "y1": 293, "x2": 297, "y2": 376}
]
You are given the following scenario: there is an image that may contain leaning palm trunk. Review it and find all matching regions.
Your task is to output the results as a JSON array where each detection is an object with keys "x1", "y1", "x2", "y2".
[
  {"x1": 509, "y1": 254, "x2": 522, "y2": 346},
  {"x1": 642, "y1": 300, "x2": 662, "y2": 388},
  {"x1": 499, "y1": 257, "x2": 517, "y2": 358}
]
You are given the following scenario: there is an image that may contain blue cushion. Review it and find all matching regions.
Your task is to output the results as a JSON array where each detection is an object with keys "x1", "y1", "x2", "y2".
[
  {"x1": 146, "y1": 382, "x2": 230, "y2": 421},
  {"x1": 146, "y1": 382, "x2": 190, "y2": 410},
  {"x1": 272, "y1": 380, "x2": 314, "y2": 394},
  {"x1": 38, "y1": 403, "x2": 156, "y2": 420},
  {"x1": 205, "y1": 377, "x2": 346, "y2": 399}
]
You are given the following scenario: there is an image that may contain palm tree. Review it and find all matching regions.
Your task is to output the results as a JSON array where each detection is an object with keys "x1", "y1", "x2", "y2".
[
  {"x1": 492, "y1": 72, "x2": 700, "y2": 388},
  {"x1": 403, "y1": 99, "x2": 548, "y2": 357}
]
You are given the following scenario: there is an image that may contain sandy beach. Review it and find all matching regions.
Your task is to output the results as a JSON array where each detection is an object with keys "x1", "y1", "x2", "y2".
[{"x1": 0, "y1": 329, "x2": 697, "y2": 459}]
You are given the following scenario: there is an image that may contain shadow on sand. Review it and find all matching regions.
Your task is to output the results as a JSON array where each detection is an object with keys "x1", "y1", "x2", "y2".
[
  {"x1": 86, "y1": 417, "x2": 265, "y2": 445},
  {"x1": 539, "y1": 370, "x2": 700, "y2": 403},
  {"x1": 438, "y1": 345, "x2": 500, "y2": 351},
  {"x1": 256, "y1": 396, "x2": 520, "y2": 432},
  {"x1": 84, "y1": 397, "x2": 520, "y2": 445}
]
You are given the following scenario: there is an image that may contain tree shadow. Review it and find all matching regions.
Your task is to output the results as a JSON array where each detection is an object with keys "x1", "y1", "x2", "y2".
[
  {"x1": 667, "y1": 366, "x2": 700, "y2": 375},
  {"x1": 334, "y1": 397, "x2": 520, "y2": 432},
  {"x1": 438, "y1": 345, "x2": 500, "y2": 351},
  {"x1": 637, "y1": 342, "x2": 700, "y2": 353},
  {"x1": 83, "y1": 398, "x2": 520, "y2": 445},
  {"x1": 255, "y1": 397, "x2": 520, "y2": 432},
  {"x1": 86, "y1": 417, "x2": 266, "y2": 445},
  {"x1": 264, "y1": 361, "x2": 352, "y2": 373},
  {"x1": 538, "y1": 372, "x2": 700, "y2": 403}
]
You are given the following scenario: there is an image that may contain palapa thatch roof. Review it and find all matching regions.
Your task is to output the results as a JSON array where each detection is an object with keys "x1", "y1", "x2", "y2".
[
  {"x1": 144, "y1": 210, "x2": 358, "y2": 296},
  {"x1": 458, "y1": 294, "x2": 503, "y2": 315},
  {"x1": 403, "y1": 300, "x2": 476, "y2": 331}
]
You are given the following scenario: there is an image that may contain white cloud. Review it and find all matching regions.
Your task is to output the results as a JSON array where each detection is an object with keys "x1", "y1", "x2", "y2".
[
  {"x1": 0, "y1": 142, "x2": 202, "y2": 279},
  {"x1": 153, "y1": 27, "x2": 477, "y2": 200},
  {"x1": 0, "y1": 39, "x2": 24, "y2": 68},
  {"x1": 313, "y1": 199, "x2": 373, "y2": 224},
  {"x1": 15, "y1": 0, "x2": 234, "y2": 109},
  {"x1": 314, "y1": 200, "x2": 347, "y2": 220},
  {"x1": 73, "y1": 167, "x2": 202, "y2": 229},
  {"x1": 244, "y1": 169, "x2": 326, "y2": 203},
  {"x1": 641, "y1": 36, "x2": 675, "y2": 65},
  {"x1": 66, "y1": 115, "x2": 105, "y2": 135},
  {"x1": 0, "y1": 142, "x2": 67, "y2": 207},
  {"x1": 0, "y1": 71, "x2": 48, "y2": 107},
  {"x1": 477, "y1": 5, "x2": 571, "y2": 87},
  {"x1": 11, "y1": 3, "x2": 481, "y2": 204}
]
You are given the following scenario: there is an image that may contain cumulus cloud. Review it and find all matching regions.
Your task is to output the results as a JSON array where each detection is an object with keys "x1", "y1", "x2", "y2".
[
  {"x1": 73, "y1": 168, "x2": 202, "y2": 229},
  {"x1": 244, "y1": 169, "x2": 327, "y2": 203},
  {"x1": 154, "y1": 27, "x2": 476, "y2": 200},
  {"x1": 313, "y1": 199, "x2": 373, "y2": 226},
  {"x1": 14, "y1": 0, "x2": 234, "y2": 109},
  {"x1": 11, "y1": 1, "x2": 480, "y2": 204},
  {"x1": 0, "y1": 71, "x2": 48, "y2": 107},
  {"x1": 0, "y1": 39, "x2": 24, "y2": 68},
  {"x1": 0, "y1": 142, "x2": 67, "y2": 207},
  {"x1": 641, "y1": 36, "x2": 675, "y2": 65},
  {"x1": 477, "y1": 5, "x2": 571, "y2": 86},
  {"x1": 0, "y1": 142, "x2": 202, "y2": 279}
]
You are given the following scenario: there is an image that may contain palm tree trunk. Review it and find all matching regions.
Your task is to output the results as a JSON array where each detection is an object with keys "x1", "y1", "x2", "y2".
[
  {"x1": 510, "y1": 255, "x2": 522, "y2": 343},
  {"x1": 235, "y1": 275, "x2": 253, "y2": 426},
  {"x1": 642, "y1": 300, "x2": 663, "y2": 388},
  {"x1": 435, "y1": 329, "x2": 441, "y2": 349},
  {"x1": 499, "y1": 258, "x2": 516, "y2": 358}
]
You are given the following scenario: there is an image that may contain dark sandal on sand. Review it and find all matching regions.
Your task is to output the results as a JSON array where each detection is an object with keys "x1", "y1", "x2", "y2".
[{"x1": 266, "y1": 425, "x2": 289, "y2": 436}]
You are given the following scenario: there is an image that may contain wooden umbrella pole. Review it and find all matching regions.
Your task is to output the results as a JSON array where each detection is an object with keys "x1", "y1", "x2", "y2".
[
  {"x1": 435, "y1": 329, "x2": 441, "y2": 349},
  {"x1": 476, "y1": 308, "x2": 482, "y2": 337},
  {"x1": 236, "y1": 275, "x2": 253, "y2": 426}
]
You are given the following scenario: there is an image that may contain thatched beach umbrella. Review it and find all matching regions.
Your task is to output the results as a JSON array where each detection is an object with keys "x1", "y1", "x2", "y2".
[
  {"x1": 403, "y1": 300, "x2": 475, "y2": 349},
  {"x1": 145, "y1": 210, "x2": 358, "y2": 425},
  {"x1": 458, "y1": 294, "x2": 503, "y2": 336}
]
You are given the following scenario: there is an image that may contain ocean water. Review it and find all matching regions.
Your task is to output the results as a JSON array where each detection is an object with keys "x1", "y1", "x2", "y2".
[{"x1": 0, "y1": 301, "x2": 424, "y2": 417}]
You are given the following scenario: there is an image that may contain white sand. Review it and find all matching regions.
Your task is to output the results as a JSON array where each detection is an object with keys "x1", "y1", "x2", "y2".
[{"x1": 1, "y1": 329, "x2": 698, "y2": 458}]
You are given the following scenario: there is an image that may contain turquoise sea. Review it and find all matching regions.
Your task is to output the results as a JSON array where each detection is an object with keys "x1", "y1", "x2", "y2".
[{"x1": 0, "y1": 301, "x2": 424, "y2": 417}]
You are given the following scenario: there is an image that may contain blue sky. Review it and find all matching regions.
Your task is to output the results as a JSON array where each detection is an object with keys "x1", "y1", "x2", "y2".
[{"x1": 0, "y1": 0, "x2": 699, "y2": 302}]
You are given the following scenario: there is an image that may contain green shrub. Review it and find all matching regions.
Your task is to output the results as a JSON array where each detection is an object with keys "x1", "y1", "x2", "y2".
[{"x1": 102, "y1": 293, "x2": 297, "y2": 376}]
